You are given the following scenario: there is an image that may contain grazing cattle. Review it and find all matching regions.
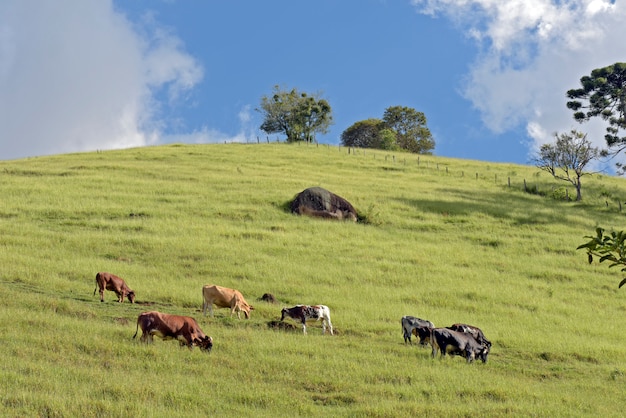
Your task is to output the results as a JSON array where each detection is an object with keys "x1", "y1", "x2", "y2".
[
  {"x1": 429, "y1": 328, "x2": 489, "y2": 363},
  {"x1": 93, "y1": 272, "x2": 135, "y2": 303},
  {"x1": 280, "y1": 305, "x2": 333, "y2": 335},
  {"x1": 290, "y1": 187, "x2": 358, "y2": 222},
  {"x1": 412, "y1": 326, "x2": 434, "y2": 347},
  {"x1": 401, "y1": 316, "x2": 435, "y2": 344},
  {"x1": 133, "y1": 311, "x2": 212, "y2": 352},
  {"x1": 202, "y1": 285, "x2": 253, "y2": 319},
  {"x1": 447, "y1": 323, "x2": 492, "y2": 349}
]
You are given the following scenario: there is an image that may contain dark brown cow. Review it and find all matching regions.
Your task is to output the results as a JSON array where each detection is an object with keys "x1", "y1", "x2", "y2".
[
  {"x1": 429, "y1": 328, "x2": 489, "y2": 363},
  {"x1": 412, "y1": 325, "x2": 435, "y2": 346},
  {"x1": 133, "y1": 311, "x2": 213, "y2": 352},
  {"x1": 290, "y1": 187, "x2": 358, "y2": 221},
  {"x1": 93, "y1": 272, "x2": 135, "y2": 303}
]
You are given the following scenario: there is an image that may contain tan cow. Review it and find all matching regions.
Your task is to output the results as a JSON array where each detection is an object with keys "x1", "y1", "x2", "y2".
[
  {"x1": 93, "y1": 272, "x2": 135, "y2": 303},
  {"x1": 133, "y1": 311, "x2": 213, "y2": 352},
  {"x1": 202, "y1": 285, "x2": 253, "y2": 319}
]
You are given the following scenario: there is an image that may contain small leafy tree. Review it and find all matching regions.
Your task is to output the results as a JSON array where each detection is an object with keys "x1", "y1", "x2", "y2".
[
  {"x1": 577, "y1": 227, "x2": 626, "y2": 288},
  {"x1": 341, "y1": 106, "x2": 434, "y2": 153},
  {"x1": 533, "y1": 129, "x2": 599, "y2": 201},
  {"x1": 341, "y1": 119, "x2": 385, "y2": 148},
  {"x1": 340, "y1": 119, "x2": 399, "y2": 150},
  {"x1": 258, "y1": 86, "x2": 332, "y2": 143},
  {"x1": 382, "y1": 106, "x2": 434, "y2": 154},
  {"x1": 566, "y1": 62, "x2": 626, "y2": 173}
]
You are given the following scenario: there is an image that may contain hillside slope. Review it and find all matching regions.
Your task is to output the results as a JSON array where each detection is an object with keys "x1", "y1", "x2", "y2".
[{"x1": 1, "y1": 143, "x2": 625, "y2": 416}]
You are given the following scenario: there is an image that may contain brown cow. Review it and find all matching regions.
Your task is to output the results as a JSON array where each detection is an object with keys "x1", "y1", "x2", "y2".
[
  {"x1": 202, "y1": 285, "x2": 253, "y2": 319},
  {"x1": 133, "y1": 311, "x2": 213, "y2": 352},
  {"x1": 93, "y1": 272, "x2": 135, "y2": 303}
]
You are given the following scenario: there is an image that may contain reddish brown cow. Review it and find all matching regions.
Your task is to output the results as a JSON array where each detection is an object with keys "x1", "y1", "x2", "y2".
[
  {"x1": 133, "y1": 311, "x2": 213, "y2": 352},
  {"x1": 93, "y1": 272, "x2": 135, "y2": 303},
  {"x1": 202, "y1": 285, "x2": 253, "y2": 319}
]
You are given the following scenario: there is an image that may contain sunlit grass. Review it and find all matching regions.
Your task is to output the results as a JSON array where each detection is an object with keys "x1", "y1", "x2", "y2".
[{"x1": 1, "y1": 143, "x2": 626, "y2": 416}]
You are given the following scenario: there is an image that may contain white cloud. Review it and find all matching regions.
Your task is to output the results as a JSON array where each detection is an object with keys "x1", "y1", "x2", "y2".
[
  {"x1": 164, "y1": 105, "x2": 259, "y2": 145},
  {"x1": 0, "y1": 0, "x2": 202, "y2": 160},
  {"x1": 411, "y1": 0, "x2": 625, "y2": 170}
]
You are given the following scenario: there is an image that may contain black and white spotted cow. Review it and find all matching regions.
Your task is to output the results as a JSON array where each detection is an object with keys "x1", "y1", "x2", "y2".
[
  {"x1": 401, "y1": 315, "x2": 435, "y2": 345},
  {"x1": 280, "y1": 305, "x2": 333, "y2": 335}
]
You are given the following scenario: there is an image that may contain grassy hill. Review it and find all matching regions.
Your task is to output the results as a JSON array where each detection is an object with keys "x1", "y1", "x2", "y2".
[{"x1": 1, "y1": 143, "x2": 625, "y2": 417}]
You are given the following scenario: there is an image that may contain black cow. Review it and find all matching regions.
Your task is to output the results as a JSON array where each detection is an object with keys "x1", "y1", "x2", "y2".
[
  {"x1": 430, "y1": 328, "x2": 489, "y2": 363},
  {"x1": 447, "y1": 323, "x2": 492, "y2": 350},
  {"x1": 401, "y1": 316, "x2": 434, "y2": 344}
]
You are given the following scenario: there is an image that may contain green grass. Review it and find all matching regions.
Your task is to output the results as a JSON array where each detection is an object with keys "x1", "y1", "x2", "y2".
[{"x1": 1, "y1": 143, "x2": 626, "y2": 417}]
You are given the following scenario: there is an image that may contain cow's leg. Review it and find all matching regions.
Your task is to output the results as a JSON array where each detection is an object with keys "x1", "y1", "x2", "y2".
[
  {"x1": 326, "y1": 318, "x2": 333, "y2": 335},
  {"x1": 431, "y1": 345, "x2": 438, "y2": 358},
  {"x1": 440, "y1": 344, "x2": 447, "y2": 358},
  {"x1": 403, "y1": 326, "x2": 410, "y2": 344},
  {"x1": 301, "y1": 319, "x2": 307, "y2": 335},
  {"x1": 99, "y1": 288, "x2": 105, "y2": 302}
]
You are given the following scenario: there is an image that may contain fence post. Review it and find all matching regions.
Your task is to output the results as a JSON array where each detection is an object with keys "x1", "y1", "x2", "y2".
[
  {"x1": 508, "y1": 177, "x2": 511, "y2": 187},
  {"x1": 524, "y1": 179, "x2": 527, "y2": 192}
]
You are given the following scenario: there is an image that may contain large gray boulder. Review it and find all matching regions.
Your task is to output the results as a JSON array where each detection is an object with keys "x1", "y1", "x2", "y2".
[{"x1": 290, "y1": 187, "x2": 357, "y2": 222}]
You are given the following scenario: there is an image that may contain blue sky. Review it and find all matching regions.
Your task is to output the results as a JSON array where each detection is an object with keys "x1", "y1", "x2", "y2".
[{"x1": 1, "y1": 0, "x2": 624, "y2": 169}]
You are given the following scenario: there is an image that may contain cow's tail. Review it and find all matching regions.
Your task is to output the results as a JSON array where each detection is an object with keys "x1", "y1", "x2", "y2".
[
  {"x1": 93, "y1": 273, "x2": 99, "y2": 296},
  {"x1": 132, "y1": 319, "x2": 139, "y2": 339}
]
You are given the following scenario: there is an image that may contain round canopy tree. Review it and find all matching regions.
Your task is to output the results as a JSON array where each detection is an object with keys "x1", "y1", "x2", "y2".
[
  {"x1": 340, "y1": 119, "x2": 398, "y2": 150},
  {"x1": 382, "y1": 106, "x2": 434, "y2": 154}
]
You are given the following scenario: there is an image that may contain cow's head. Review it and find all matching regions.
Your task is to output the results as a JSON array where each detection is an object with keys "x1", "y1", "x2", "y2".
[
  {"x1": 197, "y1": 336, "x2": 213, "y2": 352},
  {"x1": 127, "y1": 291, "x2": 136, "y2": 304},
  {"x1": 477, "y1": 344, "x2": 490, "y2": 363},
  {"x1": 280, "y1": 308, "x2": 288, "y2": 321},
  {"x1": 240, "y1": 304, "x2": 253, "y2": 319}
]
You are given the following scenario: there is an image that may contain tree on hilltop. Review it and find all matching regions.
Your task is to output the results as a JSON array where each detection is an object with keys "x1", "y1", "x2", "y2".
[
  {"x1": 340, "y1": 119, "x2": 398, "y2": 150},
  {"x1": 257, "y1": 86, "x2": 332, "y2": 143},
  {"x1": 532, "y1": 129, "x2": 599, "y2": 201},
  {"x1": 382, "y1": 106, "x2": 434, "y2": 154},
  {"x1": 566, "y1": 62, "x2": 626, "y2": 173},
  {"x1": 340, "y1": 105, "x2": 434, "y2": 153}
]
